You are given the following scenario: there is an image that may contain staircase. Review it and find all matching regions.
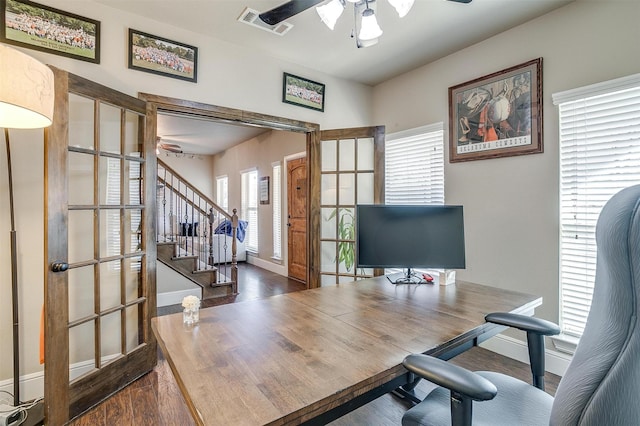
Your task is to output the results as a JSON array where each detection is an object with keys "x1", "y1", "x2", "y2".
[{"x1": 157, "y1": 159, "x2": 239, "y2": 300}]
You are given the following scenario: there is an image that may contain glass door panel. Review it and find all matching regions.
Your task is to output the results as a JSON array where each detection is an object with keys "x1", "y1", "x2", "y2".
[
  {"x1": 123, "y1": 111, "x2": 141, "y2": 156},
  {"x1": 67, "y1": 210, "x2": 94, "y2": 264},
  {"x1": 67, "y1": 266, "x2": 95, "y2": 323},
  {"x1": 99, "y1": 103, "x2": 123, "y2": 155},
  {"x1": 68, "y1": 94, "x2": 95, "y2": 150}
]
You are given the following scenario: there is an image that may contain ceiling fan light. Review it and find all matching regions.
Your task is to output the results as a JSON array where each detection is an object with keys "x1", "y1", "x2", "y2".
[
  {"x1": 357, "y1": 37, "x2": 379, "y2": 48},
  {"x1": 359, "y1": 8, "x2": 383, "y2": 41},
  {"x1": 387, "y1": 0, "x2": 414, "y2": 18},
  {"x1": 316, "y1": 0, "x2": 345, "y2": 30}
]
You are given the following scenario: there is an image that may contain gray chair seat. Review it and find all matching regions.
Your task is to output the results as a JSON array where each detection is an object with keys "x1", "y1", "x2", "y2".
[{"x1": 402, "y1": 371, "x2": 553, "y2": 426}]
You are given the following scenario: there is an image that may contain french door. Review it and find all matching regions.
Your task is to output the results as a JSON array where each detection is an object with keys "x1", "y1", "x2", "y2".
[
  {"x1": 317, "y1": 126, "x2": 385, "y2": 285},
  {"x1": 44, "y1": 68, "x2": 156, "y2": 423}
]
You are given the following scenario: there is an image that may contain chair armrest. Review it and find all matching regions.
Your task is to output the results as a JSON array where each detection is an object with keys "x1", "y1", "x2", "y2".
[
  {"x1": 485, "y1": 312, "x2": 560, "y2": 336},
  {"x1": 485, "y1": 312, "x2": 560, "y2": 390},
  {"x1": 402, "y1": 354, "x2": 497, "y2": 401}
]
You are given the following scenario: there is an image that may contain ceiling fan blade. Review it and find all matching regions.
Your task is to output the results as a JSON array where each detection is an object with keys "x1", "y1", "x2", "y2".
[
  {"x1": 448, "y1": 0, "x2": 472, "y2": 3},
  {"x1": 159, "y1": 142, "x2": 183, "y2": 153},
  {"x1": 259, "y1": 0, "x2": 325, "y2": 25}
]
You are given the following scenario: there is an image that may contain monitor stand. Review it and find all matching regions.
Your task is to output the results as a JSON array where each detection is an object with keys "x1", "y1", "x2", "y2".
[{"x1": 386, "y1": 268, "x2": 428, "y2": 285}]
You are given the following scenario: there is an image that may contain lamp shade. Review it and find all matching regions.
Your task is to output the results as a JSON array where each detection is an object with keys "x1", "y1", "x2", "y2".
[
  {"x1": 316, "y1": 0, "x2": 345, "y2": 30},
  {"x1": 359, "y1": 8, "x2": 383, "y2": 41},
  {"x1": 387, "y1": 0, "x2": 415, "y2": 18},
  {"x1": 0, "y1": 44, "x2": 54, "y2": 129}
]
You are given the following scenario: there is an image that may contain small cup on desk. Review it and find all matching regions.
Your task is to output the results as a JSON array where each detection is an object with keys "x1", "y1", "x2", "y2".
[{"x1": 182, "y1": 295, "x2": 201, "y2": 326}]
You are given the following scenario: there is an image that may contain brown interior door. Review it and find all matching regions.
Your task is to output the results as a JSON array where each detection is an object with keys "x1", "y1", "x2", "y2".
[
  {"x1": 44, "y1": 68, "x2": 157, "y2": 423},
  {"x1": 288, "y1": 157, "x2": 307, "y2": 282}
]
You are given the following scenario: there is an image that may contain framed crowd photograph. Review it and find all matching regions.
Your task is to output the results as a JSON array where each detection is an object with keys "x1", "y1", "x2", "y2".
[
  {"x1": 282, "y1": 72, "x2": 325, "y2": 112},
  {"x1": 0, "y1": 0, "x2": 100, "y2": 63},
  {"x1": 448, "y1": 58, "x2": 543, "y2": 163},
  {"x1": 128, "y1": 29, "x2": 198, "y2": 83}
]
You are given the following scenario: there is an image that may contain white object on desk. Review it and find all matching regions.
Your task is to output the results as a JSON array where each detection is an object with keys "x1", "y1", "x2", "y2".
[{"x1": 439, "y1": 270, "x2": 456, "y2": 286}]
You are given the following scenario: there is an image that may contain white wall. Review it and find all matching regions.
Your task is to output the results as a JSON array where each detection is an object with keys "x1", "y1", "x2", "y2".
[
  {"x1": 0, "y1": 0, "x2": 372, "y2": 385},
  {"x1": 160, "y1": 154, "x2": 215, "y2": 200},
  {"x1": 372, "y1": 0, "x2": 640, "y2": 325}
]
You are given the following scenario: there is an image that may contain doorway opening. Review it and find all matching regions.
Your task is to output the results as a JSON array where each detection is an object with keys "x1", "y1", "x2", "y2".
[{"x1": 139, "y1": 93, "x2": 322, "y2": 288}]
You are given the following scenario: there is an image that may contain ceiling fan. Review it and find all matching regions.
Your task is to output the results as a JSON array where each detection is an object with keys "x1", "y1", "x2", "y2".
[
  {"x1": 259, "y1": 0, "x2": 472, "y2": 26},
  {"x1": 156, "y1": 137, "x2": 183, "y2": 153}
]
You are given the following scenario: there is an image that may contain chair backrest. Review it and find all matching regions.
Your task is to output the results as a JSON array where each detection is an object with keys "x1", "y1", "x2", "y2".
[{"x1": 550, "y1": 185, "x2": 640, "y2": 425}]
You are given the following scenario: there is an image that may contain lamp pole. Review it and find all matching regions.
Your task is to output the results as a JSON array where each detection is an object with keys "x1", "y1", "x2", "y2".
[{"x1": 5, "y1": 128, "x2": 20, "y2": 406}]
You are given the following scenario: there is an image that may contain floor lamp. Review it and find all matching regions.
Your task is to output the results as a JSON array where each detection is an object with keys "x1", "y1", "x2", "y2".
[{"x1": 0, "y1": 44, "x2": 54, "y2": 408}]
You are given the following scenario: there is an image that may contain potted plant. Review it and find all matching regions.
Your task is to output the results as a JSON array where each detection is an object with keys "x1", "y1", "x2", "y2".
[{"x1": 327, "y1": 208, "x2": 356, "y2": 272}]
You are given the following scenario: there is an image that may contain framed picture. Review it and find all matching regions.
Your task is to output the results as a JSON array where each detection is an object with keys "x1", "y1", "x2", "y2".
[
  {"x1": 128, "y1": 29, "x2": 197, "y2": 83},
  {"x1": 448, "y1": 58, "x2": 543, "y2": 162},
  {"x1": 1, "y1": 0, "x2": 100, "y2": 63},
  {"x1": 283, "y1": 72, "x2": 325, "y2": 112},
  {"x1": 260, "y1": 176, "x2": 269, "y2": 205}
]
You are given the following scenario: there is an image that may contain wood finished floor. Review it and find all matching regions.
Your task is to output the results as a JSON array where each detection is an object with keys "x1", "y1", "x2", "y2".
[{"x1": 70, "y1": 264, "x2": 560, "y2": 425}]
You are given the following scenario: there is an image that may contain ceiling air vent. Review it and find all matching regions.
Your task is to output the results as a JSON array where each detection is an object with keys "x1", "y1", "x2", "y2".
[{"x1": 238, "y1": 7, "x2": 293, "y2": 36}]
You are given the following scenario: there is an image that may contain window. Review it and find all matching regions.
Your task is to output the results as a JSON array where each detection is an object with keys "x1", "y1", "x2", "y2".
[
  {"x1": 385, "y1": 123, "x2": 445, "y2": 205},
  {"x1": 216, "y1": 175, "x2": 228, "y2": 212},
  {"x1": 241, "y1": 169, "x2": 258, "y2": 252},
  {"x1": 384, "y1": 124, "x2": 445, "y2": 277},
  {"x1": 272, "y1": 163, "x2": 282, "y2": 260},
  {"x1": 553, "y1": 73, "x2": 640, "y2": 339}
]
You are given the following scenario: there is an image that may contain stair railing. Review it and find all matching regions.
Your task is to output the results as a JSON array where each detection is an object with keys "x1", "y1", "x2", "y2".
[{"x1": 157, "y1": 159, "x2": 238, "y2": 289}]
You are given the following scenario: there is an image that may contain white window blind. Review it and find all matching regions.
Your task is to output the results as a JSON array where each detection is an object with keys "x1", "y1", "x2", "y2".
[
  {"x1": 241, "y1": 170, "x2": 258, "y2": 252},
  {"x1": 216, "y1": 175, "x2": 228, "y2": 212},
  {"x1": 272, "y1": 163, "x2": 282, "y2": 259},
  {"x1": 384, "y1": 124, "x2": 445, "y2": 276},
  {"x1": 385, "y1": 123, "x2": 445, "y2": 205},
  {"x1": 554, "y1": 74, "x2": 640, "y2": 337}
]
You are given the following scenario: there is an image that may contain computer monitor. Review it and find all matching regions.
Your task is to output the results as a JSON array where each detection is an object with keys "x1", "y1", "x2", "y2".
[{"x1": 356, "y1": 204, "x2": 466, "y2": 284}]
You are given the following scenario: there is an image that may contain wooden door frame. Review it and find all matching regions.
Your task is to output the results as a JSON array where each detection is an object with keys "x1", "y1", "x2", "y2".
[{"x1": 138, "y1": 94, "x2": 322, "y2": 288}]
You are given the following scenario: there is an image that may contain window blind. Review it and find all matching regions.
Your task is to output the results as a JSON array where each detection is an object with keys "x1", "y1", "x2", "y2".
[
  {"x1": 216, "y1": 175, "x2": 228, "y2": 212},
  {"x1": 554, "y1": 74, "x2": 640, "y2": 337},
  {"x1": 385, "y1": 123, "x2": 444, "y2": 205},
  {"x1": 272, "y1": 163, "x2": 282, "y2": 259},
  {"x1": 384, "y1": 124, "x2": 445, "y2": 276},
  {"x1": 241, "y1": 170, "x2": 258, "y2": 252}
]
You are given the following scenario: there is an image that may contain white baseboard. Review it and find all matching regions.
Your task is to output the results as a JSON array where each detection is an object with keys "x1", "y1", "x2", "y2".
[
  {"x1": 157, "y1": 287, "x2": 202, "y2": 307},
  {"x1": 0, "y1": 370, "x2": 44, "y2": 403},
  {"x1": 480, "y1": 334, "x2": 571, "y2": 377},
  {"x1": 246, "y1": 254, "x2": 287, "y2": 276},
  {"x1": 0, "y1": 355, "x2": 120, "y2": 403}
]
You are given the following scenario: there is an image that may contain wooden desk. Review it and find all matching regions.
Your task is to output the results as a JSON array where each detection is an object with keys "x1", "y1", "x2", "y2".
[{"x1": 152, "y1": 277, "x2": 541, "y2": 425}]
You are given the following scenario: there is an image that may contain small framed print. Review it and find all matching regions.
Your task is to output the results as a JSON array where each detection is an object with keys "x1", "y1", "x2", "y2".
[
  {"x1": 282, "y1": 72, "x2": 325, "y2": 112},
  {"x1": 260, "y1": 176, "x2": 269, "y2": 205}
]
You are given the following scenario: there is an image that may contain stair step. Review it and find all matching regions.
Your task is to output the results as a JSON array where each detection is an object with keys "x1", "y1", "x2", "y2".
[{"x1": 203, "y1": 281, "x2": 236, "y2": 299}]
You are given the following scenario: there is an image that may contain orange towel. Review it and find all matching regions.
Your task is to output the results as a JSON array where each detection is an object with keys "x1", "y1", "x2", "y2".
[{"x1": 40, "y1": 304, "x2": 44, "y2": 364}]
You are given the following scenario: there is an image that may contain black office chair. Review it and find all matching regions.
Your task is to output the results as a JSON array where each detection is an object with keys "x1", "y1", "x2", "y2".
[{"x1": 402, "y1": 184, "x2": 640, "y2": 426}]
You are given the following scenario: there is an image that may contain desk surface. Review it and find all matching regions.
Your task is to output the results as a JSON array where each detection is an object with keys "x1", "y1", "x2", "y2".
[{"x1": 152, "y1": 277, "x2": 541, "y2": 425}]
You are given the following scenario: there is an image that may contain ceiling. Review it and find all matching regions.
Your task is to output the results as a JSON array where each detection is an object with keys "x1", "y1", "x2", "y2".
[
  {"x1": 94, "y1": 0, "x2": 572, "y2": 86},
  {"x1": 156, "y1": 113, "x2": 268, "y2": 155},
  {"x1": 95, "y1": 0, "x2": 573, "y2": 155}
]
